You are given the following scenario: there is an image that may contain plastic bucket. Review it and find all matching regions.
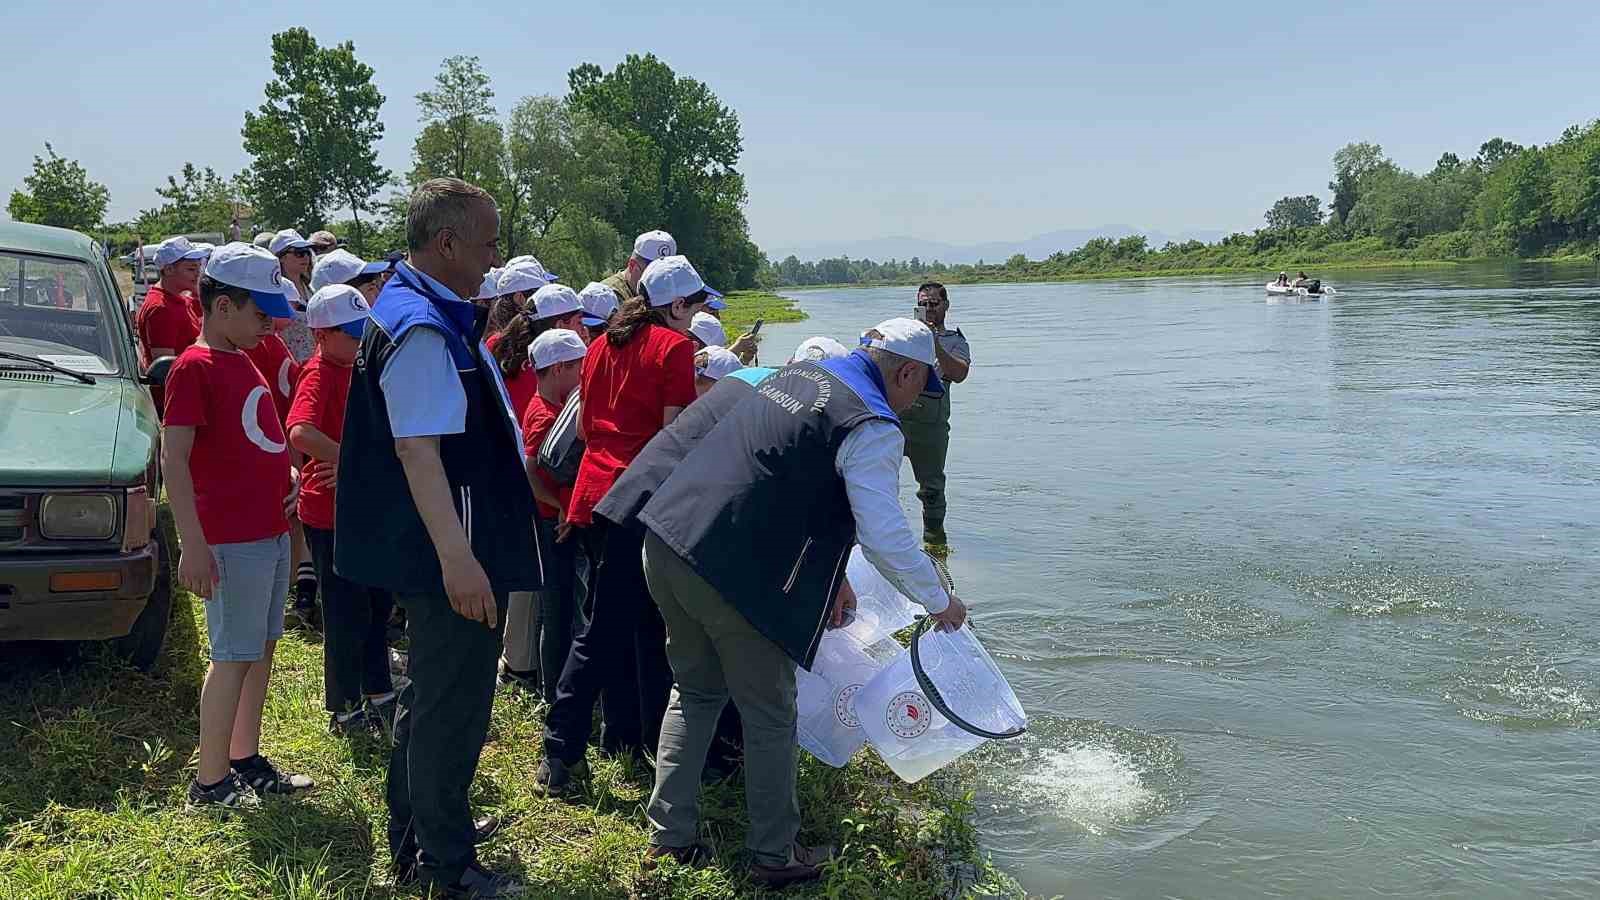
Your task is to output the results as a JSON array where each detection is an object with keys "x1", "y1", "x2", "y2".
[
  {"x1": 796, "y1": 630, "x2": 904, "y2": 766},
  {"x1": 794, "y1": 547, "x2": 922, "y2": 766},
  {"x1": 857, "y1": 620, "x2": 1027, "y2": 783}
]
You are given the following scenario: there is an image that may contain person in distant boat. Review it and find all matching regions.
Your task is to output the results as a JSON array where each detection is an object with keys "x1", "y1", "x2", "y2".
[
  {"x1": 1274, "y1": 272, "x2": 1289, "y2": 287},
  {"x1": 1291, "y1": 272, "x2": 1310, "y2": 288}
]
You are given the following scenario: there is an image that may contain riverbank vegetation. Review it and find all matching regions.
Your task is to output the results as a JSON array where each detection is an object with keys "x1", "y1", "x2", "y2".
[{"x1": 760, "y1": 120, "x2": 1600, "y2": 288}]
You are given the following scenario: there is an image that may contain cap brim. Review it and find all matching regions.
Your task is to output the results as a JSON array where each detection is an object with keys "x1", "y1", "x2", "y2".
[
  {"x1": 337, "y1": 319, "x2": 367, "y2": 340},
  {"x1": 250, "y1": 289, "x2": 295, "y2": 319},
  {"x1": 705, "y1": 296, "x2": 727, "y2": 310},
  {"x1": 581, "y1": 315, "x2": 606, "y2": 327},
  {"x1": 359, "y1": 260, "x2": 389, "y2": 276},
  {"x1": 274, "y1": 240, "x2": 313, "y2": 254}
]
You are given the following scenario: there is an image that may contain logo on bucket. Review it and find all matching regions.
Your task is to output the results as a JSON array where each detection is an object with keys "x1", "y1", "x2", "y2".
[
  {"x1": 886, "y1": 691, "x2": 932, "y2": 739},
  {"x1": 835, "y1": 683, "x2": 863, "y2": 728}
]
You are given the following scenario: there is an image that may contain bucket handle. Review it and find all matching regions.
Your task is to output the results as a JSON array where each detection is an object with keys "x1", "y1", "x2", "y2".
[{"x1": 908, "y1": 553, "x2": 1026, "y2": 741}]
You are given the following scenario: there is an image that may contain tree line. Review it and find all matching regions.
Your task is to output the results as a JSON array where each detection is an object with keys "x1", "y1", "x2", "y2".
[
  {"x1": 6, "y1": 30, "x2": 762, "y2": 290},
  {"x1": 760, "y1": 120, "x2": 1600, "y2": 287}
]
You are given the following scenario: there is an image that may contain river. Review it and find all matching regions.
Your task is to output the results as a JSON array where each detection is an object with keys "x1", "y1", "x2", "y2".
[{"x1": 763, "y1": 265, "x2": 1600, "y2": 899}]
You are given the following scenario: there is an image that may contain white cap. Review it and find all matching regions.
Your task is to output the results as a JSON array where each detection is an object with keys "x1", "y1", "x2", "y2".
[
  {"x1": 496, "y1": 261, "x2": 557, "y2": 297},
  {"x1": 154, "y1": 236, "x2": 208, "y2": 268},
  {"x1": 305, "y1": 284, "x2": 372, "y2": 334},
  {"x1": 268, "y1": 228, "x2": 313, "y2": 255},
  {"x1": 639, "y1": 255, "x2": 713, "y2": 307},
  {"x1": 202, "y1": 242, "x2": 295, "y2": 319},
  {"x1": 252, "y1": 231, "x2": 275, "y2": 249},
  {"x1": 529, "y1": 328, "x2": 588, "y2": 370},
  {"x1": 504, "y1": 255, "x2": 558, "y2": 282},
  {"x1": 474, "y1": 268, "x2": 502, "y2": 301},
  {"x1": 791, "y1": 335, "x2": 850, "y2": 363},
  {"x1": 632, "y1": 230, "x2": 677, "y2": 262},
  {"x1": 861, "y1": 317, "x2": 943, "y2": 394},
  {"x1": 688, "y1": 311, "x2": 726, "y2": 348},
  {"x1": 579, "y1": 282, "x2": 619, "y2": 326},
  {"x1": 310, "y1": 249, "x2": 388, "y2": 292},
  {"x1": 191, "y1": 242, "x2": 215, "y2": 260},
  {"x1": 532, "y1": 283, "x2": 582, "y2": 320},
  {"x1": 696, "y1": 346, "x2": 743, "y2": 381}
]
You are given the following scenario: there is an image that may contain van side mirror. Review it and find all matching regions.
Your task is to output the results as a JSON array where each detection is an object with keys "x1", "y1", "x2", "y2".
[{"x1": 142, "y1": 355, "x2": 175, "y2": 387}]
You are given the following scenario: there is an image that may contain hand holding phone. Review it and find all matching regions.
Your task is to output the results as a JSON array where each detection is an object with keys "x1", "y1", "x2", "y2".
[{"x1": 751, "y1": 318, "x2": 764, "y2": 334}]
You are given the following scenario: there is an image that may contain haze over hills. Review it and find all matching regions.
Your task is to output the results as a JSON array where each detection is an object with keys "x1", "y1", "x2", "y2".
[{"x1": 766, "y1": 225, "x2": 1232, "y2": 265}]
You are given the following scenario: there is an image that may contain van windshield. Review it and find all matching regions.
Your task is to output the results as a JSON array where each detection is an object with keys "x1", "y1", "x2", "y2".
[{"x1": 0, "y1": 251, "x2": 122, "y2": 375}]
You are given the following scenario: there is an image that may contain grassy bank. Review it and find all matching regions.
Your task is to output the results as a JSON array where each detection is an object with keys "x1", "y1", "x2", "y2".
[{"x1": 715, "y1": 289, "x2": 806, "y2": 336}]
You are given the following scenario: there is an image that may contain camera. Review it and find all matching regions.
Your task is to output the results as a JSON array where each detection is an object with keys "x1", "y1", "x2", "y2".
[{"x1": 913, "y1": 305, "x2": 929, "y2": 323}]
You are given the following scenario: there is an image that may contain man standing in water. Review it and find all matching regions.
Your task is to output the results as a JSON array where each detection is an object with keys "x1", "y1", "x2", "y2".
[{"x1": 900, "y1": 282, "x2": 970, "y2": 546}]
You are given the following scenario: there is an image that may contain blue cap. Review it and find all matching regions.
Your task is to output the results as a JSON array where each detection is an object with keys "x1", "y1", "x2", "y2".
[
  {"x1": 250, "y1": 290, "x2": 295, "y2": 320},
  {"x1": 337, "y1": 318, "x2": 367, "y2": 340}
]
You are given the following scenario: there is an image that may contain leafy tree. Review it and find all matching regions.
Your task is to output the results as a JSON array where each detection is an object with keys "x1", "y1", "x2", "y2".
[
  {"x1": 415, "y1": 56, "x2": 496, "y2": 183},
  {"x1": 1475, "y1": 138, "x2": 1524, "y2": 171},
  {"x1": 7, "y1": 143, "x2": 109, "y2": 232},
  {"x1": 504, "y1": 96, "x2": 626, "y2": 262},
  {"x1": 1328, "y1": 142, "x2": 1387, "y2": 224},
  {"x1": 241, "y1": 27, "x2": 391, "y2": 247},
  {"x1": 1265, "y1": 195, "x2": 1323, "y2": 230},
  {"x1": 136, "y1": 164, "x2": 243, "y2": 237},
  {"x1": 567, "y1": 54, "x2": 757, "y2": 287}
]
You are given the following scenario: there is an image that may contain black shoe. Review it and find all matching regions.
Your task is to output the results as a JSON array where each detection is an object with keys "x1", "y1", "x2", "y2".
[
  {"x1": 329, "y1": 708, "x2": 378, "y2": 737},
  {"x1": 533, "y1": 756, "x2": 587, "y2": 799},
  {"x1": 186, "y1": 772, "x2": 260, "y2": 811},
  {"x1": 641, "y1": 842, "x2": 713, "y2": 872},
  {"x1": 750, "y1": 843, "x2": 837, "y2": 888},
  {"x1": 497, "y1": 663, "x2": 538, "y2": 692},
  {"x1": 231, "y1": 754, "x2": 314, "y2": 796},
  {"x1": 474, "y1": 814, "x2": 501, "y2": 845},
  {"x1": 427, "y1": 861, "x2": 524, "y2": 899}
]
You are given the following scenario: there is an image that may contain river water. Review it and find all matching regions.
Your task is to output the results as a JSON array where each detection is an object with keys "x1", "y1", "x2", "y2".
[{"x1": 765, "y1": 266, "x2": 1600, "y2": 899}]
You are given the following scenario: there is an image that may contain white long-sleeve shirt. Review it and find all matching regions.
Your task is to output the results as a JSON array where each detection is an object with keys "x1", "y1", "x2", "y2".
[{"x1": 835, "y1": 419, "x2": 950, "y2": 614}]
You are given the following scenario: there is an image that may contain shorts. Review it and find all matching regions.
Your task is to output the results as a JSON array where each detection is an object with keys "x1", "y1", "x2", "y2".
[{"x1": 204, "y1": 534, "x2": 291, "y2": 662}]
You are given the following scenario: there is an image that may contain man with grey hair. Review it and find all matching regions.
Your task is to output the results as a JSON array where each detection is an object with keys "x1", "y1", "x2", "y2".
[
  {"x1": 336, "y1": 177, "x2": 538, "y2": 898},
  {"x1": 627, "y1": 317, "x2": 968, "y2": 887}
]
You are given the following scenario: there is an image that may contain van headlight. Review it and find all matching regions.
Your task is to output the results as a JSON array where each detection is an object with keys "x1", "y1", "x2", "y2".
[{"x1": 39, "y1": 493, "x2": 118, "y2": 540}]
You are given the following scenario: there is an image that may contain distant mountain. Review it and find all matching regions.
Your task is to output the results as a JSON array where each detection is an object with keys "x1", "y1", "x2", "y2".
[{"x1": 767, "y1": 225, "x2": 1229, "y2": 265}]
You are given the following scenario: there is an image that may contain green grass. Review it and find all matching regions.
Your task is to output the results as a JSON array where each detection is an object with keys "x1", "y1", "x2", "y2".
[
  {"x1": 0, "y1": 370, "x2": 1023, "y2": 898},
  {"x1": 716, "y1": 291, "x2": 807, "y2": 339}
]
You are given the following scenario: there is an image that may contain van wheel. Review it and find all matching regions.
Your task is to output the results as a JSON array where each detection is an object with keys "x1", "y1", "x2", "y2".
[{"x1": 115, "y1": 528, "x2": 173, "y2": 671}]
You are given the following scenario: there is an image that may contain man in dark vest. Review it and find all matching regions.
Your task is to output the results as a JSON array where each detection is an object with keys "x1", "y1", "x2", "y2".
[
  {"x1": 335, "y1": 178, "x2": 539, "y2": 899},
  {"x1": 631, "y1": 317, "x2": 969, "y2": 888}
]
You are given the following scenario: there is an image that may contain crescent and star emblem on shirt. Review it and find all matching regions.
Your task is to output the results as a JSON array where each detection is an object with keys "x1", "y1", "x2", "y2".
[
  {"x1": 242, "y1": 386, "x2": 287, "y2": 454},
  {"x1": 277, "y1": 359, "x2": 293, "y2": 397}
]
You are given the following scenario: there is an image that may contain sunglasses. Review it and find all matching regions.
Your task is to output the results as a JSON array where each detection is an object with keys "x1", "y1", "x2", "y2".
[{"x1": 282, "y1": 247, "x2": 312, "y2": 258}]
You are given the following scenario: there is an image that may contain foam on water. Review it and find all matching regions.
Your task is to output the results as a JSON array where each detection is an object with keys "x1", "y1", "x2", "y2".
[
  {"x1": 967, "y1": 717, "x2": 1185, "y2": 837},
  {"x1": 1019, "y1": 744, "x2": 1157, "y2": 835},
  {"x1": 1440, "y1": 649, "x2": 1600, "y2": 729}
]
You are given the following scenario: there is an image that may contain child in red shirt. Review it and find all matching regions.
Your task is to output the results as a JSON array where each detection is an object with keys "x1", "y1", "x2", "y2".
[
  {"x1": 161, "y1": 242, "x2": 313, "y2": 809},
  {"x1": 502, "y1": 329, "x2": 586, "y2": 700},
  {"x1": 285, "y1": 284, "x2": 391, "y2": 733}
]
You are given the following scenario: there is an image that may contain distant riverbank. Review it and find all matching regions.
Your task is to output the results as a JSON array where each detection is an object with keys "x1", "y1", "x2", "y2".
[{"x1": 773, "y1": 253, "x2": 1600, "y2": 292}]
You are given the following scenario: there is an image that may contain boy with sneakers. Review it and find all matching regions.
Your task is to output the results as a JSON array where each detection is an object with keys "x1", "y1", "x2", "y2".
[
  {"x1": 502, "y1": 329, "x2": 588, "y2": 702},
  {"x1": 286, "y1": 284, "x2": 397, "y2": 734},
  {"x1": 162, "y1": 242, "x2": 315, "y2": 809}
]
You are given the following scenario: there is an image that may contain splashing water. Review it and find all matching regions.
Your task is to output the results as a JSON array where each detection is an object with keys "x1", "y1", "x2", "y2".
[{"x1": 1019, "y1": 744, "x2": 1159, "y2": 835}]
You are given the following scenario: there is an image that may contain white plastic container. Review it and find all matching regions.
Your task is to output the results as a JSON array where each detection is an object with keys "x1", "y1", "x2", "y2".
[
  {"x1": 795, "y1": 547, "x2": 922, "y2": 766},
  {"x1": 857, "y1": 623, "x2": 1027, "y2": 783}
]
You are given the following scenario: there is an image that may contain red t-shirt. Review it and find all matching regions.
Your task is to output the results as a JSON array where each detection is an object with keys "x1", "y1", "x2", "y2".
[
  {"x1": 134, "y1": 284, "x2": 201, "y2": 366},
  {"x1": 285, "y1": 351, "x2": 352, "y2": 530},
  {"x1": 521, "y1": 391, "x2": 573, "y2": 520},
  {"x1": 486, "y1": 333, "x2": 539, "y2": 420},
  {"x1": 163, "y1": 345, "x2": 292, "y2": 545},
  {"x1": 568, "y1": 324, "x2": 696, "y2": 525},
  {"x1": 243, "y1": 334, "x2": 301, "y2": 425}
]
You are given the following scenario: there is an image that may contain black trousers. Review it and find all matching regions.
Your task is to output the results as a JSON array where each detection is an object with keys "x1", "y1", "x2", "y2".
[
  {"x1": 543, "y1": 520, "x2": 672, "y2": 765},
  {"x1": 387, "y1": 589, "x2": 506, "y2": 884},
  {"x1": 306, "y1": 525, "x2": 393, "y2": 713},
  {"x1": 535, "y1": 515, "x2": 582, "y2": 706}
]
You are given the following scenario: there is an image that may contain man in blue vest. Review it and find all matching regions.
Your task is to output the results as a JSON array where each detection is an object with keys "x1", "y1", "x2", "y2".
[
  {"x1": 631, "y1": 318, "x2": 969, "y2": 888},
  {"x1": 335, "y1": 178, "x2": 540, "y2": 899}
]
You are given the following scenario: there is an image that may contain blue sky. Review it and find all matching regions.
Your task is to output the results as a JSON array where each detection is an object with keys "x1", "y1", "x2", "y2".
[{"x1": 5, "y1": 0, "x2": 1597, "y2": 251}]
